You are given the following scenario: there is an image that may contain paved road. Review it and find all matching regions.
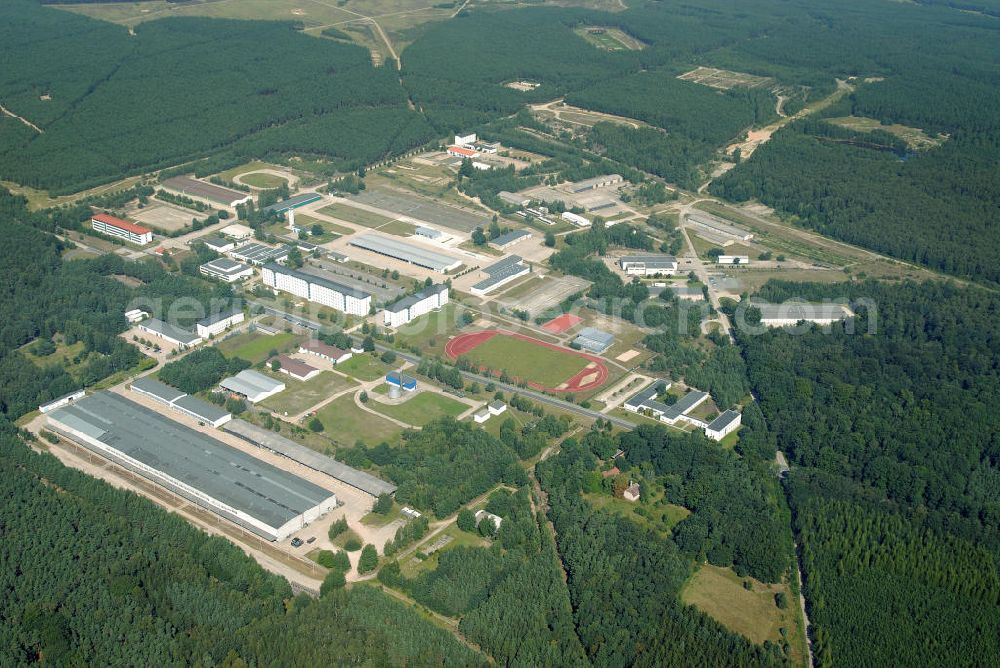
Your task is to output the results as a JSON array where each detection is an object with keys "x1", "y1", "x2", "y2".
[{"x1": 252, "y1": 302, "x2": 638, "y2": 429}]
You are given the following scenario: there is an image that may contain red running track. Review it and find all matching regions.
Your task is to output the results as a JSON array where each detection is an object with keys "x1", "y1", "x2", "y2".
[{"x1": 445, "y1": 329, "x2": 609, "y2": 393}]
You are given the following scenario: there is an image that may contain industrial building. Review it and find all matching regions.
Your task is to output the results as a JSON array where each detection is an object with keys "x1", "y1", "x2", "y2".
[
  {"x1": 91, "y1": 213, "x2": 152, "y2": 245},
  {"x1": 272, "y1": 355, "x2": 321, "y2": 382},
  {"x1": 755, "y1": 302, "x2": 850, "y2": 328},
  {"x1": 470, "y1": 255, "x2": 530, "y2": 296},
  {"x1": 38, "y1": 389, "x2": 86, "y2": 414},
  {"x1": 229, "y1": 243, "x2": 291, "y2": 266},
  {"x1": 686, "y1": 213, "x2": 753, "y2": 242},
  {"x1": 704, "y1": 410, "x2": 741, "y2": 442},
  {"x1": 299, "y1": 339, "x2": 353, "y2": 364},
  {"x1": 260, "y1": 193, "x2": 322, "y2": 215},
  {"x1": 349, "y1": 233, "x2": 462, "y2": 274},
  {"x1": 196, "y1": 307, "x2": 245, "y2": 338},
  {"x1": 46, "y1": 392, "x2": 335, "y2": 541},
  {"x1": 489, "y1": 229, "x2": 531, "y2": 250},
  {"x1": 199, "y1": 235, "x2": 236, "y2": 253},
  {"x1": 131, "y1": 376, "x2": 232, "y2": 428},
  {"x1": 161, "y1": 176, "x2": 252, "y2": 208},
  {"x1": 220, "y1": 369, "x2": 286, "y2": 403},
  {"x1": 220, "y1": 224, "x2": 254, "y2": 240},
  {"x1": 223, "y1": 419, "x2": 396, "y2": 496},
  {"x1": 199, "y1": 257, "x2": 254, "y2": 283},
  {"x1": 569, "y1": 174, "x2": 623, "y2": 192},
  {"x1": 561, "y1": 211, "x2": 590, "y2": 227},
  {"x1": 383, "y1": 284, "x2": 449, "y2": 328},
  {"x1": 498, "y1": 191, "x2": 530, "y2": 207},
  {"x1": 386, "y1": 370, "x2": 416, "y2": 392},
  {"x1": 415, "y1": 226, "x2": 444, "y2": 241},
  {"x1": 572, "y1": 327, "x2": 615, "y2": 354},
  {"x1": 261, "y1": 263, "x2": 372, "y2": 316},
  {"x1": 619, "y1": 254, "x2": 679, "y2": 276},
  {"x1": 137, "y1": 318, "x2": 202, "y2": 348}
]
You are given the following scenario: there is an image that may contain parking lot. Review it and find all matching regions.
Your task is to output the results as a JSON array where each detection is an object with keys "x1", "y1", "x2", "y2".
[{"x1": 129, "y1": 202, "x2": 197, "y2": 232}]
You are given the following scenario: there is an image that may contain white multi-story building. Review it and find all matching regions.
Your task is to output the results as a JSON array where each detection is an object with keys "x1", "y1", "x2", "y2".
[
  {"x1": 619, "y1": 254, "x2": 679, "y2": 276},
  {"x1": 261, "y1": 263, "x2": 371, "y2": 316},
  {"x1": 704, "y1": 410, "x2": 742, "y2": 441},
  {"x1": 199, "y1": 258, "x2": 254, "y2": 283},
  {"x1": 91, "y1": 213, "x2": 153, "y2": 245},
  {"x1": 383, "y1": 284, "x2": 449, "y2": 328},
  {"x1": 454, "y1": 133, "x2": 477, "y2": 146},
  {"x1": 196, "y1": 308, "x2": 245, "y2": 338}
]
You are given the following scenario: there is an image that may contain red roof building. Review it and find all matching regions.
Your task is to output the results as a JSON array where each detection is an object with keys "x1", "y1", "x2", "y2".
[
  {"x1": 298, "y1": 339, "x2": 353, "y2": 364},
  {"x1": 274, "y1": 355, "x2": 321, "y2": 381},
  {"x1": 91, "y1": 213, "x2": 153, "y2": 245},
  {"x1": 447, "y1": 145, "x2": 479, "y2": 158},
  {"x1": 601, "y1": 466, "x2": 621, "y2": 479}
]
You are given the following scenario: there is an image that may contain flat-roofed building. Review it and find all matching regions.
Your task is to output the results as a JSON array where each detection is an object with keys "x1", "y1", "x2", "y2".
[
  {"x1": 229, "y1": 243, "x2": 290, "y2": 266},
  {"x1": 220, "y1": 369, "x2": 285, "y2": 403},
  {"x1": 161, "y1": 176, "x2": 252, "y2": 208},
  {"x1": 454, "y1": 133, "x2": 477, "y2": 146},
  {"x1": 196, "y1": 307, "x2": 245, "y2": 338},
  {"x1": 198, "y1": 235, "x2": 236, "y2": 254},
  {"x1": 220, "y1": 224, "x2": 254, "y2": 240},
  {"x1": 349, "y1": 233, "x2": 462, "y2": 273},
  {"x1": 273, "y1": 355, "x2": 320, "y2": 381},
  {"x1": 298, "y1": 339, "x2": 353, "y2": 364},
  {"x1": 470, "y1": 255, "x2": 529, "y2": 296},
  {"x1": 620, "y1": 254, "x2": 678, "y2": 276},
  {"x1": 717, "y1": 255, "x2": 750, "y2": 265},
  {"x1": 260, "y1": 193, "x2": 322, "y2": 215},
  {"x1": 415, "y1": 226, "x2": 444, "y2": 241},
  {"x1": 223, "y1": 418, "x2": 396, "y2": 496},
  {"x1": 125, "y1": 308, "x2": 150, "y2": 324},
  {"x1": 561, "y1": 211, "x2": 590, "y2": 227},
  {"x1": 131, "y1": 376, "x2": 187, "y2": 405},
  {"x1": 572, "y1": 327, "x2": 615, "y2": 354},
  {"x1": 46, "y1": 392, "x2": 334, "y2": 541},
  {"x1": 669, "y1": 286, "x2": 705, "y2": 301},
  {"x1": 473, "y1": 408, "x2": 490, "y2": 423},
  {"x1": 200, "y1": 257, "x2": 254, "y2": 283},
  {"x1": 91, "y1": 213, "x2": 152, "y2": 245},
  {"x1": 383, "y1": 284, "x2": 449, "y2": 328},
  {"x1": 686, "y1": 212, "x2": 753, "y2": 242},
  {"x1": 386, "y1": 370, "x2": 416, "y2": 392},
  {"x1": 38, "y1": 389, "x2": 86, "y2": 414},
  {"x1": 704, "y1": 410, "x2": 741, "y2": 442},
  {"x1": 489, "y1": 229, "x2": 531, "y2": 250},
  {"x1": 569, "y1": 174, "x2": 622, "y2": 192},
  {"x1": 137, "y1": 318, "x2": 202, "y2": 348},
  {"x1": 130, "y1": 376, "x2": 232, "y2": 427},
  {"x1": 488, "y1": 400, "x2": 507, "y2": 416},
  {"x1": 624, "y1": 381, "x2": 710, "y2": 428},
  {"x1": 754, "y1": 302, "x2": 850, "y2": 328},
  {"x1": 261, "y1": 263, "x2": 372, "y2": 316}
]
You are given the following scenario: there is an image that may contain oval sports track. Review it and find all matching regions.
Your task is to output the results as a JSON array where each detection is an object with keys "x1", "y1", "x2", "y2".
[{"x1": 445, "y1": 329, "x2": 609, "y2": 393}]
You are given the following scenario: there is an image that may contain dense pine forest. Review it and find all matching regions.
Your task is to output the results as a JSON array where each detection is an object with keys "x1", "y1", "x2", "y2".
[{"x1": 738, "y1": 280, "x2": 1000, "y2": 666}]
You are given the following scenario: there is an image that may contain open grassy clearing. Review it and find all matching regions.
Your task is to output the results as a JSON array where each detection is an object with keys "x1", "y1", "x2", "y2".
[
  {"x1": 369, "y1": 391, "x2": 468, "y2": 427},
  {"x1": 495, "y1": 275, "x2": 545, "y2": 300},
  {"x1": 826, "y1": 115, "x2": 946, "y2": 150},
  {"x1": 677, "y1": 66, "x2": 773, "y2": 90},
  {"x1": 294, "y1": 213, "x2": 353, "y2": 237},
  {"x1": 681, "y1": 564, "x2": 807, "y2": 664},
  {"x1": 393, "y1": 303, "x2": 465, "y2": 355},
  {"x1": 314, "y1": 394, "x2": 403, "y2": 446},
  {"x1": 362, "y1": 503, "x2": 404, "y2": 527},
  {"x1": 217, "y1": 331, "x2": 302, "y2": 364},
  {"x1": 399, "y1": 523, "x2": 490, "y2": 578},
  {"x1": 574, "y1": 26, "x2": 645, "y2": 51},
  {"x1": 60, "y1": 0, "x2": 357, "y2": 29},
  {"x1": 336, "y1": 353, "x2": 396, "y2": 382},
  {"x1": 240, "y1": 172, "x2": 288, "y2": 189},
  {"x1": 584, "y1": 490, "x2": 690, "y2": 536},
  {"x1": 2, "y1": 174, "x2": 144, "y2": 211},
  {"x1": 729, "y1": 268, "x2": 850, "y2": 293},
  {"x1": 217, "y1": 161, "x2": 275, "y2": 182},
  {"x1": 259, "y1": 370, "x2": 357, "y2": 416},
  {"x1": 459, "y1": 334, "x2": 591, "y2": 388},
  {"x1": 689, "y1": 234, "x2": 757, "y2": 260},
  {"x1": 21, "y1": 338, "x2": 98, "y2": 379},
  {"x1": 318, "y1": 202, "x2": 396, "y2": 228}
]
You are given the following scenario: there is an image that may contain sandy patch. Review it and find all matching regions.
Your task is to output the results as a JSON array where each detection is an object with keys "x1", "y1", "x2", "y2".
[{"x1": 616, "y1": 349, "x2": 640, "y2": 362}]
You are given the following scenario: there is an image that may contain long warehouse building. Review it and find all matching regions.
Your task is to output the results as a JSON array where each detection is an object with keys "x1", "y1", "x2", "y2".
[
  {"x1": 349, "y1": 233, "x2": 462, "y2": 273},
  {"x1": 261, "y1": 263, "x2": 372, "y2": 316},
  {"x1": 46, "y1": 392, "x2": 336, "y2": 541}
]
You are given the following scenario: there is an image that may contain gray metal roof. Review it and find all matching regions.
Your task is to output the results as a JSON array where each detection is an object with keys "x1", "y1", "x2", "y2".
[
  {"x1": 570, "y1": 174, "x2": 622, "y2": 192},
  {"x1": 349, "y1": 233, "x2": 461, "y2": 272},
  {"x1": 47, "y1": 393, "x2": 334, "y2": 532},
  {"x1": 140, "y1": 318, "x2": 201, "y2": 345},
  {"x1": 131, "y1": 376, "x2": 186, "y2": 404},
  {"x1": 385, "y1": 284, "x2": 447, "y2": 313},
  {"x1": 220, "y1": 369, "x2": 284, "y2": 398},
  {"x1": 490, "y1": 229, "x2": 531, "y2": 246},
  {"x1": 624, "y1": 381, "x2": 666, "y2": 410},
  {"x1": 260, "y1": 193, "x2": 322, "y2": 214},
  {"x1": 754, "y1": 302, "x2": 848, "y2": 322},
  {"x1": 200, "y1": 257, "x2": 246, "y2": 274},
  {"x1": 415, "y1": 226, "x2": 443, "y2": 239},
  {"x1": 575, "y1": 327, "x2": 614, "y2": 345},
  {"x1": 661, "y1": 390, "x2": 709, "y2": 421},
  {"x1": 707, "y1": 409, "x2": 740, "y2": 432},
  {"x1": 264, "y1": 263, "x2": 371, "y2": 300},
  {"x1": 198, "y1": 306, "x2": 242, "y2": 328},
  {"x1": 230, "y1": 243, "x2": 291, "y2": 265},
  {"x1": 472, "y1": 255, "x2": 527, "y2": 292},
  {"x1": 489, "y1": 400, "x2": 506, "y2": 411},
  {"x1": 223, "y1": 419, "x2": 396, "y2": 496},
  {"x1": 200, "y1": 235, "x2": 232, "y2": 250},
  {"x1": 172, "y1": 394, "x2": 230, "y2": 423},
  {"x1": 620, "y1": 254, "x2": 678, "y2": 267}
]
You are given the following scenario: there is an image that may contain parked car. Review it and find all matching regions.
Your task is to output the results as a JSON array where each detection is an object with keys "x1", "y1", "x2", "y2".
[
  {"x1": 290, "y1": 537, "x2": 303, "y2": 547},
  {"x1": 306, "y1": 537, "x2": 316, "y2": 544}
]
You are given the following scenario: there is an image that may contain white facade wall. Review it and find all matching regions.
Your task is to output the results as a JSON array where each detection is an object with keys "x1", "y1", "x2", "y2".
[
  {"x1": 92, "y1": 218, "x2": 152, "y2": 245},
  {"x1": 384, "y1": 308, "x2": 409, "y2": 328},
  {"x1": 264, "y1": 266, "x2": 309, "y2": 300},
  {"x1": 343, "y1": 293, "x2": 372, "y2": 316},
  {"x1": 454, "y1": 133, "x2": 477, "y2": 146},
  {"x1": 196, "y1": 312, "x2": 245, "y2": 338},
  {"x1": 309, "y1": 282, "x2": 346, "y2": 311},
  {"x1": 705, "y1": 413, "x2": 741, "y2": 441}
]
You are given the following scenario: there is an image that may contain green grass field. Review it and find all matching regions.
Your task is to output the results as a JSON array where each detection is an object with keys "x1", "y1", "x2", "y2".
[
  {"x1": 259, "y1": 370, "x2": 357, "y2": 416},
  {"x1": 336, "y1": 354, "x2": 394, "y2": 382},
  {"x1": 318, "y1": 203, "x2": 396, "y2": 229},
  {"x1": 218, "y1": 331, "x2": 302, "y2": 364},
  {"x1": 681, "y1": 564, "x2": 806, "y2": 662},
  {"x1": 369, "y1": 392, "x2": 467, "y2": 427},
  {"x1": 461, "y1": 334, "x2": 590, "y2": 388},
  {"x1": 296, "y1": 213, "x2": 353, "y2": 237},
  {"x1": 240, "y1": 172, "x2": 288, "y2": 189},
  {"x1": 314, "y1": 394, "x2": 402, "y2": 446},
  {"x1": 394, "y1": 303, "x2": 463, "y2": 355},
  {"x1": 826, "y1": 116, "x2": 946, "y2": 150},
  {"x1": 399, "y1": 524, "x2": 490, "y2": 578}
]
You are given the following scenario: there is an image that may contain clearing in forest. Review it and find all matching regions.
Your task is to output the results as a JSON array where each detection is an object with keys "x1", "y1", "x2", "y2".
[
  {"x1": 678, "y1": 67, "x2": 773, "y2": 90},
  {"x1": 574, "y1": 26, "x2": 645, "y2": 51},
  {"x1": 826, "y1": 116, "x2": 947, "y2": 150}
]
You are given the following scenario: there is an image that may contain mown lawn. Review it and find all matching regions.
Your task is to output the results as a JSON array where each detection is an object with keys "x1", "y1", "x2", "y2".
[
  {"x1": 313, "y1": 394, "x2": 402, "y2": 446},
  {"x1": 218, "y1": 331, "x2": 302, "y2": 364},
  {"x1": 259, "y1": 370, "x2": 357, "y2": 416},
  {"x1": 336, "y1": 353, "x2": 394, "y2": 381},
  {"x1": 369, "y1": 392, "x2": 467, "y2": 427}
]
